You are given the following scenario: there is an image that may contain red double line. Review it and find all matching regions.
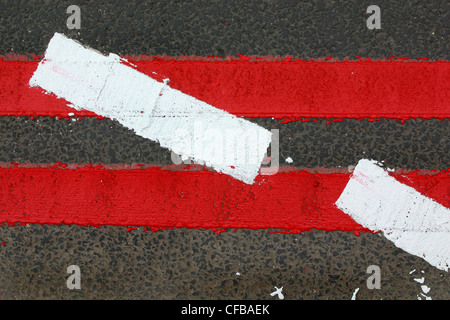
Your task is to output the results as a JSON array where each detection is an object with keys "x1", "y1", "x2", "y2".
[{"x1": 0, "y1": 57, "x2": 448, "y2": 232}]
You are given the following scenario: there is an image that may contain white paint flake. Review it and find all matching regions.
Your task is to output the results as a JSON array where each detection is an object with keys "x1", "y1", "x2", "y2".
[
  {"x1": 29, "y1": 33, "x2": 272, "y2": 184},
  {"x1": 336, "y1": 159, "x2": 450, "y2": 272},
  {"x1": 418, "y1": 292, "x2": 432, "y2": 300},
  {"x1": 414, "y1": 277, "x2": 425, "y2": 284},
  {"x1": 421, "y1": 285, "x2": 431, "y2": 294},
  {"x1": 270, "y1": 286, "x2": 284, "y2": 300},
  {"x1": 351, "y1": 287, "x2": 359, "y2": 300}
]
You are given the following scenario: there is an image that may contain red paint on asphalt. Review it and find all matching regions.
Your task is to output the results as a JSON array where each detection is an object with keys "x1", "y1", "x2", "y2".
[
  {"x1": 0, "y1": 58, "x2": 448, "y2": 120},
  {"x1": 0, "y1": 164, "x2": 447, "y2": 233}
]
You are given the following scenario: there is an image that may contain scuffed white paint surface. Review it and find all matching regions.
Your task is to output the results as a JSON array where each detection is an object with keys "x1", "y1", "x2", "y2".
[
  {"x1": 29, "y1": 33, "x2": 272, "y2": 184},
  {"x1": 336, "y1": 159, "x2": 450, "y2": 272},
  {"x1": 418, "y1": 280, "x2": 432, "y2": 300}
]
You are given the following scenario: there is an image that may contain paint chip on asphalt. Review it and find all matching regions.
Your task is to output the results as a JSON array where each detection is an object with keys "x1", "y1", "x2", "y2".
[
  {"x1": 270, "y1": 286, "x2": 284, "y2": 300},
  {"x1": 351, "y1": 287, "x2": 359, "y2": 300}
]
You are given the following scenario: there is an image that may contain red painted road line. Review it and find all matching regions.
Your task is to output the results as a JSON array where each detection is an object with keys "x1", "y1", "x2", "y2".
[
  {"x1": 0, "y1": 164, "x2": 447, "y2": 233},
  {"x1": 0, "y1": 59, "x2": 448, "y2": 120}
]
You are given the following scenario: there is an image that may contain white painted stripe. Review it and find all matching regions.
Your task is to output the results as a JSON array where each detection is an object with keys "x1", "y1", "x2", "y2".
[
  {"x1": 29, "y1": 33, "x2": 272, "y2": 184},
  {"x1": 336, "y1": 159, "x2": 450, "y2": 272}
]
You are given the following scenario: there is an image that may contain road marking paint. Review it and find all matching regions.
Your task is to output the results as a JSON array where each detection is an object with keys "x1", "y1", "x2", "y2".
[
  {"x1": 2, "y1": 56, "x2": 449, "y2": 120},
  {"x1": 0, "y1": 163, "x2": 447, "y2": 234},
  {"x1": 336, "y1": 159, "x2": 450, "y2": 271},
  {"x1": 28, "y1": 33, "x2": 271, "y2": 184}
]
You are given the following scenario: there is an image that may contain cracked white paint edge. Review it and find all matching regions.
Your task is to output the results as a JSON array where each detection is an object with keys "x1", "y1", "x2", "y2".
[
  {"x1": 29, "y1": 32, "x2": 272, "y2": 184},
  {"x1": 336, "y1": 159, "x2": 450, "y2": 272}
]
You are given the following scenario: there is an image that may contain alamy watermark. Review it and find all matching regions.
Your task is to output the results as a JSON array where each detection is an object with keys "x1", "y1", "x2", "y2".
[
  {"x1": 170, "y1": 123, "x2": 279, "y2": 175},
  {"x1": 66, "y1": 5, "x2": 81, "y2": 30},
  {"x1": 366, "y1": 265, "x2": 381, "y2": 289},
  {"x1": 67, "y1": 264, "x2": 81, "y2": 290},
  {"x1": 366, "y1": 5, "x2": 381, "y2": 30}
]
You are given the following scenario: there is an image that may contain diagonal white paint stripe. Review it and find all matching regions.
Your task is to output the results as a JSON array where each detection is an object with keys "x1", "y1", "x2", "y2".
[
  {"x1": 336, "y1": 159, "x2": 450, "y2": 271},
  {"x1": 29, "y1": 33, "x2": 272, "y2": 184}
]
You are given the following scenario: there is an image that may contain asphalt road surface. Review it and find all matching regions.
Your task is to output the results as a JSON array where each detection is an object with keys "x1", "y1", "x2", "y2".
[{"x1": 0, "y1": 0, "x2": 448, "y2": 301}]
